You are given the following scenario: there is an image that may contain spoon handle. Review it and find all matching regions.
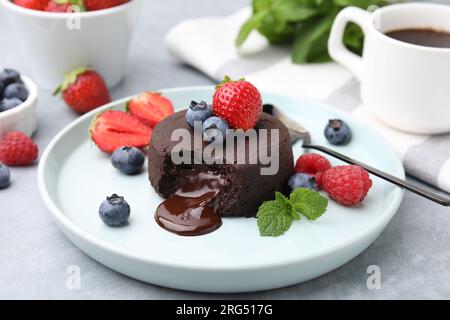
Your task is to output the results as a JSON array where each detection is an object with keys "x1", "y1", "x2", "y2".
[{"x1": 304, "y1": 143, "x2": 450, "y2": 207}]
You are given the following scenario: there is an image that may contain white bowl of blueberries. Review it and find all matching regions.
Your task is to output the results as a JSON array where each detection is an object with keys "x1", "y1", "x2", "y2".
[{"x1": 0, "y1": 68, "x2": 38, "y2": 137}]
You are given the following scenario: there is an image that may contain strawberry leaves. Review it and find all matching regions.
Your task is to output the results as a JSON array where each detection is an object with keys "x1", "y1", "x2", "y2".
[{"x1": 53, "y1": 66, "x2": 89, "y2": 95}]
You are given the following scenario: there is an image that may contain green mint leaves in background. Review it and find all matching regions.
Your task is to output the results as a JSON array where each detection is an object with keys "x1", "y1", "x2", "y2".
[
  {"x1": 236, "y1": 0, "x2": 396, "y2": 63},
  {"x1": 257, "y1": 189, "x2": 328, "y2": 237}
]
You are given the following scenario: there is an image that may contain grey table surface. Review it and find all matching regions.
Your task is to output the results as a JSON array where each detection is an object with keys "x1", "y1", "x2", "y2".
[{"x1": 1, "y1": 0, "x2": 449, "y2": 300}]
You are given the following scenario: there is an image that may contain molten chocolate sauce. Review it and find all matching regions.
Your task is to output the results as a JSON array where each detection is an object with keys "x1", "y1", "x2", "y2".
[{"x1": 155, "y1": 172, "x2": 224, "y2": 236}]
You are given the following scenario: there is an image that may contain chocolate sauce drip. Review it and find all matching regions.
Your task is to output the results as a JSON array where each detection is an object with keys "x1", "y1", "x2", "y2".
[{"x1": 155, "y1": 172, "x2": 224, "y2": 236}]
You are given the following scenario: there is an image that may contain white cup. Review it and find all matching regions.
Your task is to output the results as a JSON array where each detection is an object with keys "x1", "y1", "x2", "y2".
[
  {"x1": 328, "y1": 3, "x2": 450, "y2": 134},
  {"x1": 0, "y1": 0, "x2": 142, "y2": 92}
]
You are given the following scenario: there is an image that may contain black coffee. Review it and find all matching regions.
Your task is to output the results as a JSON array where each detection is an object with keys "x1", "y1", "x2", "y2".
[{"x1": 385, "y1": 28, "x2": 450, "y2": 48}]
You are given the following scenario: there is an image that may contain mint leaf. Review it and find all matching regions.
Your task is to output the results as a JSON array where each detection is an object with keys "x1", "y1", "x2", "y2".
[
  {"x1": 343, "y1": 23, "x2": 364, "y2": 55},
  {"x1": 253, "y1": 0, "x2": 272, "y2": 12},
  {"x1": 257, "y1": 200, "x2": 293, "y2": 237},
  {"x1": 292, "y1": 9, "x2": 337, "y2": 63},
  {"x1": 334, "y1": 0, "x2": 391, "y2": 8},
  {"x1": 272, "y1": 0, "x2": 320, "y2": 23},
  {"x1": 257, "y1": 13, "x2": 295, "y2": 45},
  {"x1": 275, "y1": 191, "x2": 301, "y2": 220},
  {"x1": 275, "y1": 191, "x2": 290, "y2": 208},
  {"x1": 290, "y1": 188, "x2": 328, "y2": 221},
  {"x1": 236, "y1": 10, "x2": 269, "y2": 47}
]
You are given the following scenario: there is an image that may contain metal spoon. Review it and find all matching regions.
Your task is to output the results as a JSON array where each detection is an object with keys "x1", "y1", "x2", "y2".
[{"x1": 264, "y1": 104, "x2": 450, "y2": 206}]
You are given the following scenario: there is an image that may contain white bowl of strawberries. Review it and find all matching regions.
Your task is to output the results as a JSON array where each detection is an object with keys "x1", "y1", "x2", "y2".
[{"x1": 0, "y1": 0, "x2": 142, "y2": 91}]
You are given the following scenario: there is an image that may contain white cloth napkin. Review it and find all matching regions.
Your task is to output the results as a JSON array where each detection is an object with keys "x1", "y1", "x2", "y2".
[{"x1": 166, "y1": 8, "x2": 450, "y2": 193}]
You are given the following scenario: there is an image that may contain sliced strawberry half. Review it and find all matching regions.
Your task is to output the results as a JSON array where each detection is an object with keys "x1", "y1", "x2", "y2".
[
  {"x1": 89, "y1": 110, "x2": 152, "y2": 153},
  {"x1": 127, "y1": 92, "x2": 174, "y2": 128}
]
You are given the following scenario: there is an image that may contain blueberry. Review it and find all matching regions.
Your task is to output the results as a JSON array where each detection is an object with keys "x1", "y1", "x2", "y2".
[
  {"x1": 0, "y1": 164, "x2": 11, "y2": 189},
  {"x1": 186, "y1": 100, "x2": 213, "y2": 127},
  {"x1": 99, "y1": 194, "x2": 130, "y2": 226},
  {"x1": 202, "y1": 116, "x2": 229, "y2": 142},
  {"x1": 111, "y1": 146, "x2": 145, "y2": 175},
  {"x1": 324, "y1": 119, "x2": 352, "y2": 145},
  {"x1": 0, "y1": 80, "x2": 4, "y2": 99},
  {"x1": 3, "y1": 83, "x2": 28, "y2": 101},
  {"x1": 288, "y1": 173, "x2": 318, "y2": 192},
  {"x1": 0, "y1": 69, "x2": 21, "y2": 86},
  {"x1": 0, "y1": 98, "x2": 23, "y2": 112}
]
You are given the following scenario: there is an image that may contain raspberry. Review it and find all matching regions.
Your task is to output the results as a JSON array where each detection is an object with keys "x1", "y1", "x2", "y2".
[
  {"x1": 322, "y1": 165, "x2": 373, "y2": 207},
  {"x1": 295, "y1": 153, "x2": 331, "y2": 175},
  {"x1": 0, "y1": 131, "x2": 38, "y2": 166}
]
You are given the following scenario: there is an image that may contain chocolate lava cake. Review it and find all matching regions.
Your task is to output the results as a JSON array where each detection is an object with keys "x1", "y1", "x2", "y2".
[{"x1": 148, "y1": 110, "x2": 294, "y2": 217}]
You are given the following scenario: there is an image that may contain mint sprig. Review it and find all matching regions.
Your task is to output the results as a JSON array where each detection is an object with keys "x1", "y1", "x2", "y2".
[
  {"x1": 257, "y1": 189, "x2": 328, "y2": 237},
  {"x1": 236, "y1": 0, "x2": 397, "y2": 64}
]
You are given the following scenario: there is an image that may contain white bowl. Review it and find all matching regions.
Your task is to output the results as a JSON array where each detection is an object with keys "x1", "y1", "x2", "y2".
[
  {"x1": 0, "y1": 76, "x2": 38, "y2": 137},
  {"x1": 0, "y1": 0, "x2": 142, "y2": 92}
]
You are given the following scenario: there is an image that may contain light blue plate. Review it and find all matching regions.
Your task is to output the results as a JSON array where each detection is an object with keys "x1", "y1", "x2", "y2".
[{"x1": 38, "y1": 86, "x2": 404, "y2": 293}]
